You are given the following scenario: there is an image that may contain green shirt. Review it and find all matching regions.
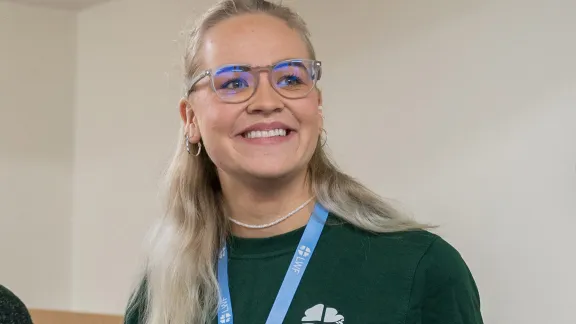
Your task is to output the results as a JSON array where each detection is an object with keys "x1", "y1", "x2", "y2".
[{"x1": 125, "y1": 214, "x2": 483, "y2": 324}]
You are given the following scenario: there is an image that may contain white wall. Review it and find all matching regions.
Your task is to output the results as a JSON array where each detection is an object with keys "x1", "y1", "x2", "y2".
[
  {"x1": 73, "y1": 0, "x2": 215, "y2": 313},
  {"x1": 0, "y1": 1, "x2": 75, "y2": 310},
  {"x1": 295, "y1": 2, "x2": 576, "y2": 324},
  {"x1": 2, "y1": 0, "x2": 575, "y2": 322}
]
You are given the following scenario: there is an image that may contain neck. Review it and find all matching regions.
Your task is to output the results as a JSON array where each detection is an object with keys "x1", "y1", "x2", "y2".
[{"x1": 219, "y1": 170, "x2": 315, "y2": 238}]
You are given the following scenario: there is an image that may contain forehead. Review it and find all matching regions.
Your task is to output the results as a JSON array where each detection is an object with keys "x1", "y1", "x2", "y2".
[{"x1": 201, "y1": 13, "x2": 310, "y2": 68}]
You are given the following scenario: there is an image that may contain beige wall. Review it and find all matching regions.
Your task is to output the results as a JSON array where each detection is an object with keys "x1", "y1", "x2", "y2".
[
  {"x1": 2, "y1": 0, "x2": 576, "y2": 323},
  {"x1": 72, "y1": 0, "x2": 214, "y2": 313},
  {"x1": 0, "y1": 1, "x2": 75, "y2": 310}
]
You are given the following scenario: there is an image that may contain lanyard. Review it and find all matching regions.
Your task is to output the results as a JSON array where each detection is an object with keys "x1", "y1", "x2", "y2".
[{"x1": 217, "y1": 202, "x2": 329, "y2": 324}]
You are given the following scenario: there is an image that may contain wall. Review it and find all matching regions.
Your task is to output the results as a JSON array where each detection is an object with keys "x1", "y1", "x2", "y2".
[
  {"x1": 0, "y1": 1, "x2": 76, "y2": 310},
  {"x1": 296, "y1": 1, "x2": 576, "y2": 323},
  {"x1": 73, "y1": 0, "x2": 215, "y2": 314}
]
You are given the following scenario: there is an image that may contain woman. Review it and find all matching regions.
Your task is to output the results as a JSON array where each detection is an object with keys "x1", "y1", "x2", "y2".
[{"x1": 125, "y1": 0, "x2": 484, "y2": 323}]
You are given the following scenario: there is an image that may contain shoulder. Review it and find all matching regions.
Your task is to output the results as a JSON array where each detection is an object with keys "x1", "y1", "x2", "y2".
[
  {"x1": 410, "y1": 236, "x2": 484, "y2": 323},
  {"x1": 347, "y1": 221, "x2": 478, "y2": 295},
  {"x1": 325, "y1": 214, "x2": 442, "y2": 260},
  {"x1": 402, "y1": 234, "x2": 484, "y2": 323},
  {"x1": 366, "y1": 228, "x2": 467, "y2": 279},
  {"x1": 408, "y1": 233, "x2": 481, "y2": 300},
  {"x1": 371, "y1": 230, "x2": 483, "y2": 322},
  {"x1": 322, "y1": 217, "x2": 483, "y2": 321},
  {"x1": 0, "y1": 285, "x2": 33, "y2": 324},
  {"x1": 367, "y1": 227, "x2": 473, "y2": 284},
  {"x1": 415, "y1": 234, "x2": 475, "y2": 283},
  {"x1": 322, "y1": 215, "x2": 459, "y2": 286},
  {"x1": 325, "y1": 213, "x2": 471, "y2": 274}
]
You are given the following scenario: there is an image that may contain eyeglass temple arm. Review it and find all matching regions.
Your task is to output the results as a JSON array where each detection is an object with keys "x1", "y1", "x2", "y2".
[
  {"x1": 186, "y1": 70, "x2": 211, "y2": 95},
  {"x1": 313, "y1": 61, "x2": 322, "y2": 81}
]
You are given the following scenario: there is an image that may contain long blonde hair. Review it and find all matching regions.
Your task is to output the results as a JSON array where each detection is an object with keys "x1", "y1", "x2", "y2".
[{"x1": 127, "y1": 1, "x2": 427, "y2": 323}]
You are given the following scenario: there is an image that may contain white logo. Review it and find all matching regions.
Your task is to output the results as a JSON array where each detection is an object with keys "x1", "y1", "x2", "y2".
[
  {"x1": 219, "y1": 313, "x2": 231, "y2": 323},
  {"x1": 219, "y1": 297, "x2": 231, "y2": 323},
  {"x1": 302, "y1": 304, "x2": 344, "y2": 324},
  {"x1": 298, "y1": 245, "x2": 311, "y2": 257},
  {"x1": 219, "y1": 246, "x2": 226, "y2": 259}
]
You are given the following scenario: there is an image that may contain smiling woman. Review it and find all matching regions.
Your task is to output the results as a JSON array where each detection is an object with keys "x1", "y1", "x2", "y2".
[{"x1": 123, "y1": 1, "x2": 484, "y2": 324}]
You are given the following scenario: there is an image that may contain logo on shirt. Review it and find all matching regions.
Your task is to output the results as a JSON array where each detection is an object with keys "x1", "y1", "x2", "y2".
[{"x1": 302, "y1": 304, "x2": 344, "y2": 324}]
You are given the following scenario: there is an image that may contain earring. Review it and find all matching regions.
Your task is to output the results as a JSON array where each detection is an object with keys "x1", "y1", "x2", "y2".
[
  {"x1": 320, "y1": 128, "x2": 328, "y2": 147},
  {"x1": 185, "y1": 134, "x2": 202, "y2": 156}
]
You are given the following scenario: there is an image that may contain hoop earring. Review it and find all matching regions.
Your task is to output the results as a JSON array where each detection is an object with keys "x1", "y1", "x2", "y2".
[
  {"x1": 185, "y1": 134, "x2": 202, "y2": 156},
  {"x1": 320, "y1": 128, "x2": 328, "y2": 147}
]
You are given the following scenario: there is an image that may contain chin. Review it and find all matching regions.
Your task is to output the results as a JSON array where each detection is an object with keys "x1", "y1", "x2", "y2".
[
  {"x1": 246, "y1": 166, "x2": 294, "y2": 180},
  {"x1": 241, "y1": 159, "x2": 305, "y2": 181}
]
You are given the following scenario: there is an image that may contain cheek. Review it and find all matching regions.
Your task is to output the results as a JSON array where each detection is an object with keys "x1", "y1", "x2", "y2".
[
  {"x1": 293, "y1": 101, "x2": 321, "y2": 129},
  {"x1": 196, "y1": 100, "x2": 238, "y2": 141}
]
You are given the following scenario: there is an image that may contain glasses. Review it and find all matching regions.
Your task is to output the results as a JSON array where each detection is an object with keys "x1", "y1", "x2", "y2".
[{"x1": 186, "y1": 59, "x2": 322, "y2": 103}]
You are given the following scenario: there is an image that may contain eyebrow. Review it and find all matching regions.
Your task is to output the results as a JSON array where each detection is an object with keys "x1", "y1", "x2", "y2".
[
  {"x1": 215, "y1": 65, "x2": 251, "y2": 74},
  {"x1": 212, "y1": 57, "x2": 309, "y2": 69},
  {"x1": 274, "y1": 60, "x2": 306, "y2": 70}
]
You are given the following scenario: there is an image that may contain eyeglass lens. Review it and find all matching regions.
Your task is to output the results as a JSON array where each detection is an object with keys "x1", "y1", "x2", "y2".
[{"x1": 211, "y1": 60, "x2": 318, "y2": 103}]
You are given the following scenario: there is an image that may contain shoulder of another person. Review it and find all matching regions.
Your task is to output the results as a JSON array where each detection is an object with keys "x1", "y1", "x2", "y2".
[
  {"x1": 0, "y1": 285, "x2": 33, "y2": 324},
  {"x1": 0, "y1": 284, "x2": 27, "y2": 307}
]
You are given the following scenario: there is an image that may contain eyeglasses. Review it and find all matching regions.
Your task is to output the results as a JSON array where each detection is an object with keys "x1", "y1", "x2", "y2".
[{"x1": 186, "y1": 58, "x2": 322, "y2": 103}]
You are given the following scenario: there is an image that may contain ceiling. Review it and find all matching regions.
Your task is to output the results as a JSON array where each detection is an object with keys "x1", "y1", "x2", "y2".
[{"x1": 1, "y1": 0, "x2": 112, "y2": 11}]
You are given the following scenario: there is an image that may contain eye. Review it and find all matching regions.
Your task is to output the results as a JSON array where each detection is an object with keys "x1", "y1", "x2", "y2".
[
  {"x1": 277, "y1": 74, "x2": 304, "y2": 87},
  {"x1": 220, "y1": 78, "x2": 250, "y2": 90}
]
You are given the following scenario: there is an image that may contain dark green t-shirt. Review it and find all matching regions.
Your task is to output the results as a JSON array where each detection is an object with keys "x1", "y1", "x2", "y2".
[{"x1": 125, "y1": 214, "x2": 483, "y2": 324}]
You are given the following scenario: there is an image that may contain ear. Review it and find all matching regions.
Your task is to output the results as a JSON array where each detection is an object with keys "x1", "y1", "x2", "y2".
[{"x1": 179, "y1": 98, "x2": 201, "y2": 144}]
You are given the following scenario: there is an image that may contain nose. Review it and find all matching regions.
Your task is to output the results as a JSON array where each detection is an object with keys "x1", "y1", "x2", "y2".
[{"x1": 246, "y1": 74, "x2": 284, "y2": 115}]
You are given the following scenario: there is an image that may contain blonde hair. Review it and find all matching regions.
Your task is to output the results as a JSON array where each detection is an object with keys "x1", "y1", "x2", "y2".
[{"x1": 127, "y1": 1, "x2": 428, "y2": 323}]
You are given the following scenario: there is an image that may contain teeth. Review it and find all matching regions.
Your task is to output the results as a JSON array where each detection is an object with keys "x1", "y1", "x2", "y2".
[{"x1": 244, "y1": 128, "x2": 288, "y2": 139}]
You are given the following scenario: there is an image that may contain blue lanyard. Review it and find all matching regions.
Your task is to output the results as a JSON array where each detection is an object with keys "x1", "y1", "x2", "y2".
[{"x1": 217, "y1": 202, "x2": 329, "y2": 324}]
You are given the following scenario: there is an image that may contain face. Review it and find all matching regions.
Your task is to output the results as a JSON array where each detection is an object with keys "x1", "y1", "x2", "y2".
[{"x1": 180, "y1": 13, "x2": 323, "y2": 182}]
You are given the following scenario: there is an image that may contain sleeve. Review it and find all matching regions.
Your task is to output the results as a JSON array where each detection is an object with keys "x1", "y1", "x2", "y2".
[{"x1": 412, "y1": 236, "x2": 484, "y2": 324}]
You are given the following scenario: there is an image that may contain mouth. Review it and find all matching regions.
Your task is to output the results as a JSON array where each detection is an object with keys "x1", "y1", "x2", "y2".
[{"x1": 241, "y1": 128, "x2": 294, "y2": 139}]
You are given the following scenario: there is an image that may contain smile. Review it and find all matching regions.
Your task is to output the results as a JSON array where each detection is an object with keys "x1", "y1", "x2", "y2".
[{"x1": 242, "y1": 128, "x2": 291, "y2": 139}]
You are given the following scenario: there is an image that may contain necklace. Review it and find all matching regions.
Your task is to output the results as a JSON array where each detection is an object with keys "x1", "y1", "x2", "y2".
[{"x1": 228, "y1": 196, "x2": 315, "y2": 229}]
